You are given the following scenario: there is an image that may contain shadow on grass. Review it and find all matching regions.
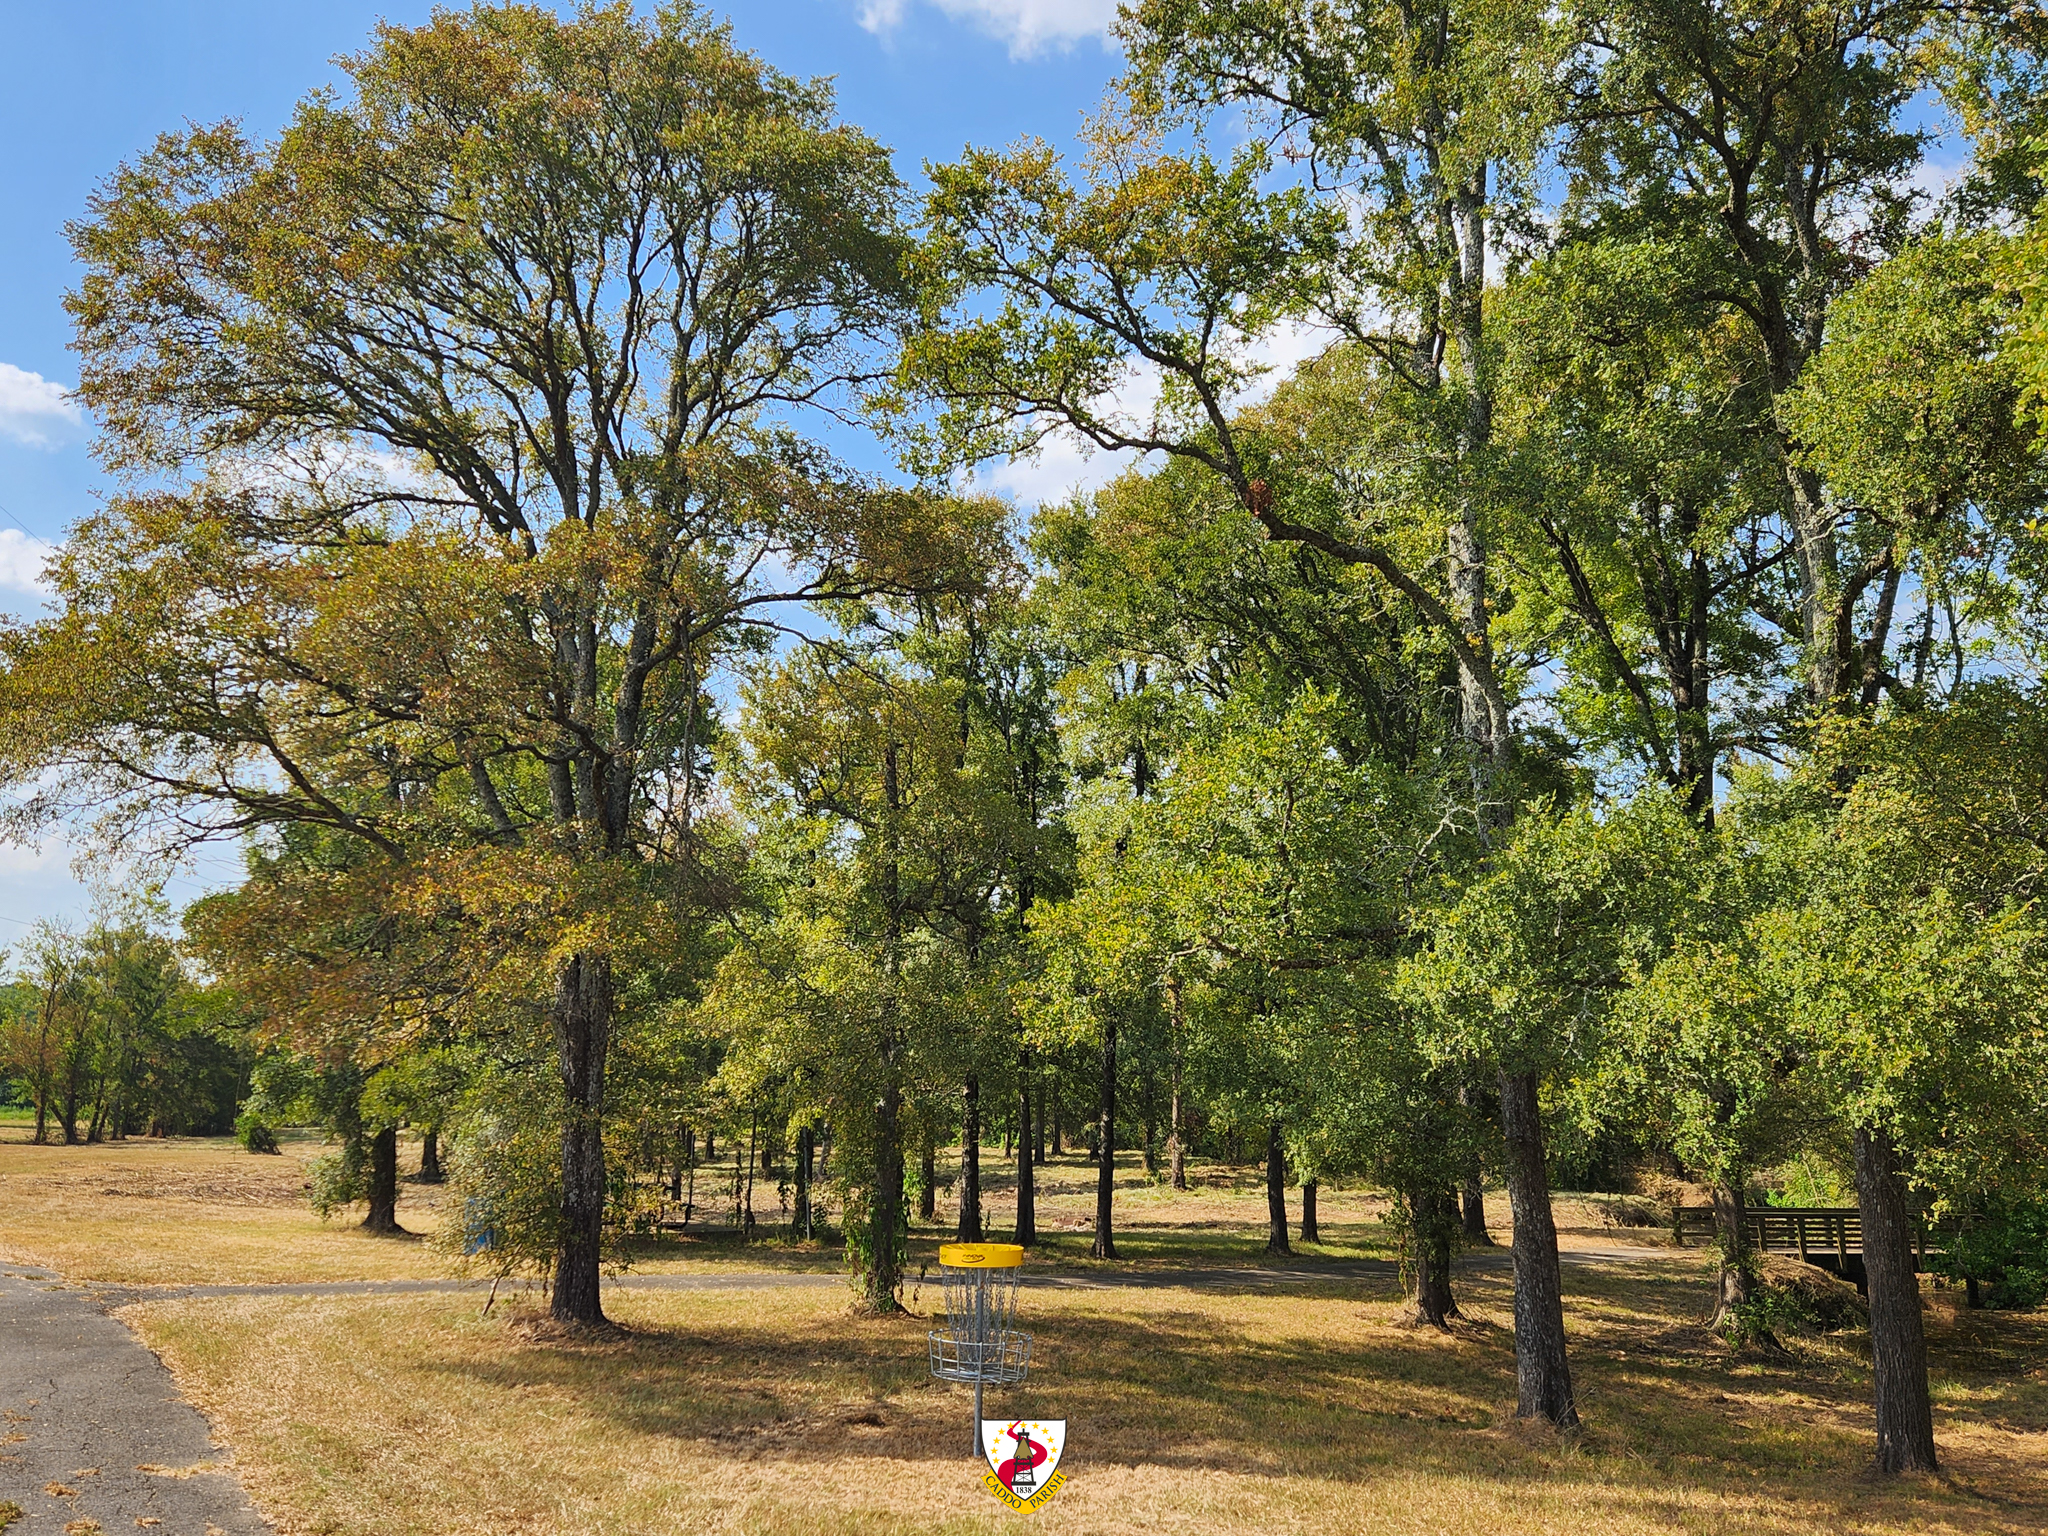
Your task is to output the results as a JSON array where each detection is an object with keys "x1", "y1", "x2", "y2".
[{"x1": 419, "y1": 1259, "x2": 2048, "y2": 1529}]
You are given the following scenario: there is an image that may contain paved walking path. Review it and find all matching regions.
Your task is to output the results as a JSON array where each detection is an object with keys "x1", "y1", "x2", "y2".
[
  {"x1": 71, "y1": 1241, "x2": 1685, "y2": 1308},
  {"x1": 0, "y1": 1265, "x2": 272, "y2": 1536}
]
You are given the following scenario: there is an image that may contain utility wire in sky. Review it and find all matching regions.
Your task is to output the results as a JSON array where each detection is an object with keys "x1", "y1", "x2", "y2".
[{"x1": 0, "y1": 495, "x2": 57, "y2": 547}]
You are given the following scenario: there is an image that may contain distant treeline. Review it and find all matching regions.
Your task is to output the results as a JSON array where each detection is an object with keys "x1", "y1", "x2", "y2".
[{"x1": 1, "y1": 921, "x2": 250, "y2": 1142}]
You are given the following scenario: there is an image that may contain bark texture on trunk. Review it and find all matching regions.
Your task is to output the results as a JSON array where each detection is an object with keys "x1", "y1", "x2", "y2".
[
  {"x1": 861, "y1": 739, "x2": 907, "y2": 1311},
  {"x1": 958, "y1": 1075, "x2": 982, "y2": 1242},
  {"x1": 1301, "y1": 1180, "x2": 1320, "y2": 1244},
  {"x1": 1461, "y1": 1180, "x2": 1491, "y2": 1244},
  {"x1": 1016, "y1": 1050, "x2": 1037, "y2": 1245},
  {"x1": 862, "y1": 1085, "x2": 905, "y2": 1310},
  {"x1": 1855, "y1": 1125, "x2": 1938, "y2": 1473},
  {"x1": 363, "y1": 1124, "x2": 401, "y2": 1233},
  {"x1": 418, "y1": 1128, "x2": 444, "y2": 1184},
  {"x1": 1500, "y1": 1069, "x2": 1578, "y2": 1426},
  {"x1": 1409, "y1": 1188, "x2": 1461, "y2": 1327},
  {"x1": 552, "y1": 951, "x2": 613, "y2": 1325},
  {"x1": 1092, "y1": 1021, "x2": 1117, "y2": 1259},
  {"x1": 1265, "y1": 1120, "x2": 1291, "y2": 1254},
  {"x1": 1166, "y1": 974, "x2": 1188, "y2": 1191},
  {"x1": 794, "y1": 1126, "x2": 815, "y2": 1240},
  {"x1": 1458, "y1": 1082, "x2": 1492, "y2": 1244},
  {"x1": 1710, "y1": 1179, "x2": 1759, "y2": 1332}
]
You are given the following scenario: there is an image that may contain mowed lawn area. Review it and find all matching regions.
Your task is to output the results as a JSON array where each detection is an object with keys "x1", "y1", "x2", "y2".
[{"x1": 4, "y1": 1133, "x2": 2046, "y2": 1535}]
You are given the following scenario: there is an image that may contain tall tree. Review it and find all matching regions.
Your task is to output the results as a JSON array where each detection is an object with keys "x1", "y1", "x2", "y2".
[{"x1": 6, "y1": 3, "x2": 981, "y2": 1323}]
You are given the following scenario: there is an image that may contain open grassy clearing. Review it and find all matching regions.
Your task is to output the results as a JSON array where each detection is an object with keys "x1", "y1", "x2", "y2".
[
  {"x1": 128, "y1": 1261, "x2": 2048, "y2": 1536},
  {"x1": 0, "y1": 1130, "x2": 1677, "y2": 1287},
  {"x1": 0, "y1": 1129, "x2": 463, "y2": 1285},
  {"x1": 6, "y1": 1133, "x2": 2044, "y2": 1533}
]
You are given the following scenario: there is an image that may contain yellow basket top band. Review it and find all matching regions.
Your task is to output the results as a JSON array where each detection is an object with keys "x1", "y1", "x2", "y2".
[{"x1": 938, "y1": 1242, "x2": 1025, "y2": 1269}]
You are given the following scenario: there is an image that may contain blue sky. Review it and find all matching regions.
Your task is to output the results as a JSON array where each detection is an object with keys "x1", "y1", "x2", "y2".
[{"x1": 0, "y1": 0, "x2": 1129, "y2": 932}]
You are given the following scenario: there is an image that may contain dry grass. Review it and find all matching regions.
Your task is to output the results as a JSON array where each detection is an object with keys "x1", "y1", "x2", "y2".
[
  {"x1": 129, "y1": 1260, "x2": 2048, "y2": 1536},
  {"x1": 0, "y1": 1130, "x2": 466, "y2": 1285},
  {"x1": 8, "y1": 1132, "x2": 2044, "y2": 1533},
  {"x1": 0, "y1": 1129, "x2": 1667, "y2": 1287}
]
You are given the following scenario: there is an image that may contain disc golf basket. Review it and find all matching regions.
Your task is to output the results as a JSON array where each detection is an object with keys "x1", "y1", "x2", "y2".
[{"x1": 928, "y1": 1242, "x2": 1032, "y2": 1455}]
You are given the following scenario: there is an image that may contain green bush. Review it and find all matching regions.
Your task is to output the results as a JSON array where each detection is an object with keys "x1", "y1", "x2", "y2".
[
  {"x1": 1933, "y1": 1197, "x2": 2048, "y2": 1309},
  {"x1": 306, "y1": 1140, "x2": 368, "y2": 1219},
  {"x1": 235, "y1": 1106, "x2": 281, "y2": 1154}
]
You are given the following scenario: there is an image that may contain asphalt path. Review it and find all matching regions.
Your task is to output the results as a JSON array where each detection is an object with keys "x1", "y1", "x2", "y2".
[
  {"x1": 1, "y1": 1242, "x2": 1686, "y2": 1533},
  {"x1": 0, "y1": 1264, "x2": 272, "y2": 1536}
]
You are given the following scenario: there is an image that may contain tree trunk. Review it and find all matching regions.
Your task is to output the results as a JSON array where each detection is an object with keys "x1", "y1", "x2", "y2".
[
  {"x1": 1409, "y1": 1188, "x2": 1461, "y2": 1327},
  {"x1": 862, "y1": 1085, "x2": 905, "y2": 1311},
  {"x1": 1301, "y1": 1180, "x2": 1320, "y2": 1245},
  {"x1": 363, "y1": 1124, "x2": 401, "y2": 1233},
  {"x1": 1034, "y1": 1079, "x2": 1047, "y2": 1164},
  {"x1": 1093, "y1": 1023, "x2": 1117, "y2": 1259},
  {"x1": 418, "y1": 1128, "x2": 445, "y2": 1184},
  {"x1": 1710, "y1": 1178, "x2": 1758, "y2": 1332},
  {"x1": 1265, "y1": 1120, "x2": 1290, "y2": 1255},
  {"x1": 1458, "y1": 1081, "x2": 1492, "y2": 1243},
  {"x1": 552, "y1": 951, "x2": 612, "y2": 1325},
  {"x1": 1855, "y1": 1125, "x2": 1938, "y2": 1473},
  {"x1": 959, "y1": 1075, "x2": 982, "y2": 1242},
  {"x1": 744, "y1": 1114, "x2": 759, "y2": 1235},
  {"x1": 918, "y1": 1133, "x2": 937, "y2": 1222},
  {"x1": 1140, "y1": 1066, "x2": 1158, "y2": 1178},
  {"x1": 794, "y1": 1126, "x2": 814, "y2": 1240},
  {"x1": 682, "y1": 1126, "x2": 697, "y2": 1228},
  {"x1": 1500, "y1": 1069, "x2": 1577, "y2": 1427},
  {"x1": 1462, "y1": 1179, "x2": 1491, "y2": 1244},
  {"x1": 1166, "y1": 974, "x2": 1188, "y2": 1190},
  {"x1": 1016, "y1": 1049, "x2": 1037, "y2": 1246}
]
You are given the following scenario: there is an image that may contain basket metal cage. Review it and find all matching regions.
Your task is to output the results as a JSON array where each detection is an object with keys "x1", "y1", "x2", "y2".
[
  {"x1": 927, "y1": 1325, "x2": 1032, "y2": 1384},
  {"x1": 926, "y1": 1242, "x2": 1032, "y2": 1452}
]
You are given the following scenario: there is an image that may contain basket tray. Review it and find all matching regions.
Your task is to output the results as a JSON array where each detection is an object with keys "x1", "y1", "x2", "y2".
[{"x1": 927, "y1": 1326, "x2": 1032, "y2": 1385}]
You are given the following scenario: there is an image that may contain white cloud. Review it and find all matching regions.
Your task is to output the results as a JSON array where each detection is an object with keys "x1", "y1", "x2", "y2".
[
  {"x1": 978, "y1": 428, "x2": 1142, "y2": 508},
  {"x1": 972, "y1": 317, "x2": 1334, "y2": 510},
  {"x1": 1907, "y1": 156, "x2": 1966, "y2": 204},
  {"x1": 859, "y1": 0, "x2": 1120, "y2": 57},
  {"x1": 0, "y1": 362, "x2": 84, "y2": 449},
  {"x1": 0, "y1": 529, "x2": 56, "y2": 599}
]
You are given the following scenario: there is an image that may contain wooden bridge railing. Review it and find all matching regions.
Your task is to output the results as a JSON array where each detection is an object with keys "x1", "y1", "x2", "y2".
[{"x1": 1674, "y1": 1206, "x2": 1950, "y2": 1270}]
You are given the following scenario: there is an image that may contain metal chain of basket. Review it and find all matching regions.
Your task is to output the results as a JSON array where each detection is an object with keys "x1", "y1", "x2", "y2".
[{"x1": 927, "y1": 1242, "x2": 1032, "y2": 1455}]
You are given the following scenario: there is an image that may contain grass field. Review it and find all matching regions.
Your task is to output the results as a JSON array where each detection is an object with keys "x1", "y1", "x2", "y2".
[
  {"x1": 0, "y1": 1127, "x2": 1667, "y2": 1285},
  {"x1": 129, "y1": 1265, "x2": 2048, "y2": 1536},
  {"x1": 5, "y1": 1133, "x2": 2045, "y2": 1534}
]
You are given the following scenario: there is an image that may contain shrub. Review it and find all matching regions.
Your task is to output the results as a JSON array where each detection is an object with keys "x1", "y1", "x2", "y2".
[
  {"x1": 306, "y1": 1139, "x2": 367, "y2": 1219},
  {"x1": 1932, "y1": 1197, "x2": 2048, "y2": 1310},
  {"x1": 1759, "y1": 1255, "x2": 1869, "y2": 1333},
  {"x1": 235, "y1": 1106, "x2": 281, "y2": 1154}
]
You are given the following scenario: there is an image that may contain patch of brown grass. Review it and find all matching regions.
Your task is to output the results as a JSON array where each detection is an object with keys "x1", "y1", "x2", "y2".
[
  {"x1": 0, "y1": 1133, "x2": 454, "y2": 1285},
  {"x1": 130, "y1": 1260, "x2": 2048, "y2": 1536}
]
